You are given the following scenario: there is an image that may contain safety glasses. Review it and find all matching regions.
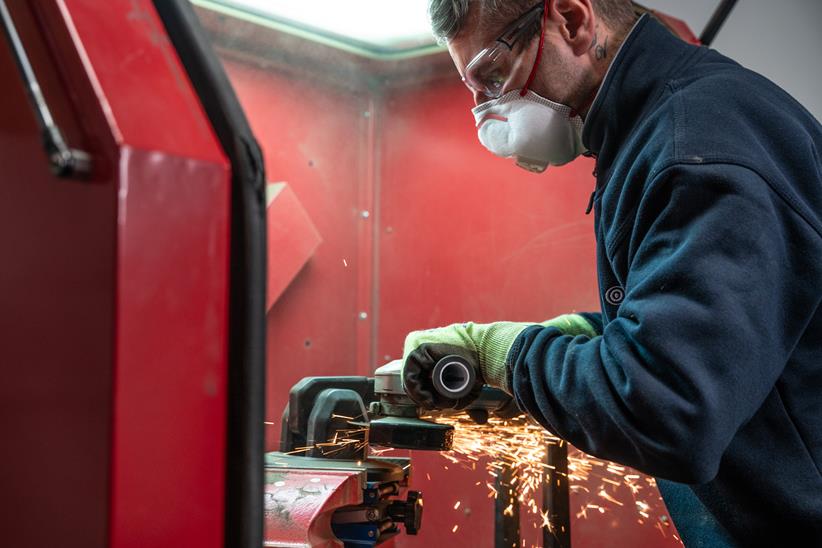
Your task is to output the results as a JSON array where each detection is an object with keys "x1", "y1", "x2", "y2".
[{"x1": 462, "y1": 0, "x2": 549, "y2": 99}]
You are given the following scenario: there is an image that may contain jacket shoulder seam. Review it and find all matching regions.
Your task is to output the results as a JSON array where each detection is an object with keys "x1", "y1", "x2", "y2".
[
  {"x1": 605, "y1": 158, "x2": 822, "y2": 258},
  {"x1": 650, "y1": 159, "x2": 822, "y2": 239}
]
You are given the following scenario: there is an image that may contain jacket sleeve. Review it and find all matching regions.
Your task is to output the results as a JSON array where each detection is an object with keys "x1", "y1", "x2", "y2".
[
  {"x1": 509, "y1": 163, "x2": 812, "y2": 483},
  {"x1": 577, "y1": 312, "x2": 604, "y2": 335}
]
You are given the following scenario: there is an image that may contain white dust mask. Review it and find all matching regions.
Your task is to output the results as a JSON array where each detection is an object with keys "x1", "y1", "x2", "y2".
[{"x1": 472, "y1": 89, "x2": 585, "y2": 173}]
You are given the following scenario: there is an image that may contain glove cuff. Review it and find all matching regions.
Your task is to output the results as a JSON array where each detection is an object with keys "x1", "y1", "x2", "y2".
[
  {"x1": 539, "y1": 313, "x2": 599, "y2": 338},
  {"x1": 475, "y1": 322, "x2": 532, "y2": 394},
  {"x1": 479, "y1": 314, "x2": 598, "y2": 394}
]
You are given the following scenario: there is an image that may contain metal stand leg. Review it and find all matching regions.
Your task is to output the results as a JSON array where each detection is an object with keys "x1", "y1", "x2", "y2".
[
  {"x1": 543, "y1": 440, "x2": 571, "y2": 548},
  {"x1": 494, "y1": 463, "x2": 521, "y2": 548}
]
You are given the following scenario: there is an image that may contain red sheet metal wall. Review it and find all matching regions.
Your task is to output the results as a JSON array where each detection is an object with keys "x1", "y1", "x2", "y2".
[
  {"x1": 219, "y1": 36, "x2": 682, "y2": 548},
  {"x1": 220, "y1": 61, "x2": 375, "y2": 425}
]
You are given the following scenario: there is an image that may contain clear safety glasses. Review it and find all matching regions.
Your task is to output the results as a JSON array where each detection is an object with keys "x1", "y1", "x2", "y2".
[{"x1": 462, "y1": 1, "x2": 548, "y2": 100}]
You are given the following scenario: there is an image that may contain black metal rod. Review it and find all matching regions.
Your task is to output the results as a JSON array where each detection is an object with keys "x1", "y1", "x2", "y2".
[
  {"x1": 543, "y1": 440, "x2": 571, "y2": 548},
  {"x1": 699, "y1": 0, "x2": 739, "y2": 47},
  {"x1": 0, "y1": 0, "x2": 90, "y2": 178},
  {"x1": 494, "y1": 463, "x2": 521, "y2": 548}
]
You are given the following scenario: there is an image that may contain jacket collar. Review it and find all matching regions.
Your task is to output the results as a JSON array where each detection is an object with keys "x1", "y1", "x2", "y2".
[{"x1": 582, "y1": 15, "x2": 698, "y2": 183}]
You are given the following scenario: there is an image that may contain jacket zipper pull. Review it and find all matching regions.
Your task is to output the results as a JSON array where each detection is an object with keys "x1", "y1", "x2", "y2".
[{"x1": 585, "y1": 190, "x2": 596, "y2": 215}]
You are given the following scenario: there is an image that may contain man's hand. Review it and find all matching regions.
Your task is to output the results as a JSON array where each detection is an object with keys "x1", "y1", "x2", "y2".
[{"x1": 402, "y1": 314, "x2": 598, "y2": 409}]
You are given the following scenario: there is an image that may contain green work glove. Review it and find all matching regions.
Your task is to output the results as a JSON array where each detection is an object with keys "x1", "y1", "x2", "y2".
[{"x1": 402, "y1": 314, "x2": 598, "y2": 410}]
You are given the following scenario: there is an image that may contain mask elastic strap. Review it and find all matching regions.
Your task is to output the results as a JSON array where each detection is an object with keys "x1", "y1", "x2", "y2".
[{"x1": 520, "y1": 0, "x2": 550, "y2": 97}]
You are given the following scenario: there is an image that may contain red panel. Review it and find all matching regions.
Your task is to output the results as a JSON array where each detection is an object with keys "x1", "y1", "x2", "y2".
[
  {"x1": 0, "y1": 3, "x2": 115, "y2": 545},
  {"x1": 112, "y1": 148, "x2": 229, "y2": 547},
  {"x1": 60, "y1": 0, "x2": 234, "y2": 544},
  {"x1": 58, "y1": 0, "x2": 222, "y2": 158},
  {"x1": 267, "y1": 182, "x2": 322, "y2": 310},
  {"x1": 1, "y1": 0, "x2": 231, "y2": 546},
  {"x1": 221, "y1": 60, "x2": 374, "y2": 448}
]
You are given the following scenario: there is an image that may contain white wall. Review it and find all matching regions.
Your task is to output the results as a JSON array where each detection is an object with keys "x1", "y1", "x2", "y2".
[{"x1": 642, "y1": 0, "x2": 822, "y2": 121}]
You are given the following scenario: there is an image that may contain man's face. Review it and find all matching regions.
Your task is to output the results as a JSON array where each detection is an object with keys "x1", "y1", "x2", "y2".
[
  {"x1": 446, "y1": 2, "x2": 599, "y2": 110},
  {"x1": 446, "y1": 10, "x2": 496, "y2": 105}
]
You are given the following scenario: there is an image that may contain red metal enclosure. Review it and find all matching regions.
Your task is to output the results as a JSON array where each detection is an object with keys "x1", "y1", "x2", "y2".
[
  {"x1": 1, "y1": 1, "x2": 230, "y2": 547},
  {"x1": 197, "y1": 6, "x2": 686, "y2": 548}
]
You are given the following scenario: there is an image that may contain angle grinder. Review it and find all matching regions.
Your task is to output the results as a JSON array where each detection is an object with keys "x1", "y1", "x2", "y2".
[{"x1": 365, "y1": 356, "x2": 516, "y2": 451}]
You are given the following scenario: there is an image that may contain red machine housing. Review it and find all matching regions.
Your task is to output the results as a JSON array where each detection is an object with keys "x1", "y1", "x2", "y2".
[{"x1": 1, "y1": 1, "x2": 229, "y2": 546}]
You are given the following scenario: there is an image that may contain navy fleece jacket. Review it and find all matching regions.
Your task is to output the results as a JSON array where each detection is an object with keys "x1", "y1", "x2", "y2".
[{"x1": 508, "y1": 15, "x2": 822, "y2": 546}]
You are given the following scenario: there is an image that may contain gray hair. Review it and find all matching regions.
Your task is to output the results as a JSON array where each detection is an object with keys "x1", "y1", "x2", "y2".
[{"x1": 429, "y1": 0, "x2": 637, "y2": 43}]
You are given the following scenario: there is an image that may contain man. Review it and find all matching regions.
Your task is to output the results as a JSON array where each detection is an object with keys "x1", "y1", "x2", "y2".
[{"x1": 401, "y1": 0, "x2": 822, "y2": 545}]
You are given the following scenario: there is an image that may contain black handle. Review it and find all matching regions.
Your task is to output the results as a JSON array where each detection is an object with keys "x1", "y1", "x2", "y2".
[
  {"x1": 700, "y1": 0, "x2": 739, "y2": 47},
  {"x1": 0, "y1": 0, "x2": 91, "y2": 179},
  {"x1": 388, "y1": 490, "x2": 423, "y2": 535}
]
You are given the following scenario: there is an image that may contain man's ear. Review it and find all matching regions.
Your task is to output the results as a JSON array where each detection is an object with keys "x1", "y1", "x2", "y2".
[{"x1": 552, "y1": 0, "x2": 596, "y2": 56}]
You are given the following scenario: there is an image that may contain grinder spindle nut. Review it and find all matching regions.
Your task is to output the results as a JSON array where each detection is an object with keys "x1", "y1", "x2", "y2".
[{"x1": 432, "y1": 355, "x2": 476, "y2": 400}]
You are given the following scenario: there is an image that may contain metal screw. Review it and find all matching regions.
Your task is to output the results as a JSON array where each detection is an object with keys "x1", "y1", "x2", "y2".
[
  {"x1": 359, "y1": 311, "x2": 368, "y2": 320},
  {"x1": 363, "y1": 111, "x2": 371, "y2": 118},
  {"x1": 361, "y1": 210, "x2": 370, "y2": 219}
]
